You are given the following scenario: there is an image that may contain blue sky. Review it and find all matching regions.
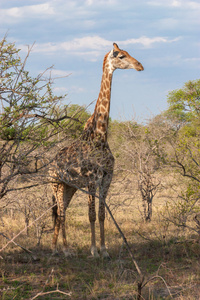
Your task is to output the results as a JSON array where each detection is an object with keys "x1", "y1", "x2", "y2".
[{"x1": 0, "y1": 0, "x2": 199, "y2": 121}]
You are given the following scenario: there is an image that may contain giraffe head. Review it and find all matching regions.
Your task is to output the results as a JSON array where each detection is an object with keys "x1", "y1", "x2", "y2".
[{"x1": 104, "y1": 43, "x2": 144, "y2": 73}]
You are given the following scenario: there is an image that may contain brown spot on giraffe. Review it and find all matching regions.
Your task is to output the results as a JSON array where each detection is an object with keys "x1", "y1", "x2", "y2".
[
  {"x1": 105, "y1": 79, "x2": 110, "y2": 89},
  {"x1": 102, "y1": 99, "x2": 109, "y2": 107},
  {"x1": 49, "y1": 43, "x2": 144, "y2": 258},
  {"x1": 99, "y1": 106, "x2": 106, "y2": 113}
]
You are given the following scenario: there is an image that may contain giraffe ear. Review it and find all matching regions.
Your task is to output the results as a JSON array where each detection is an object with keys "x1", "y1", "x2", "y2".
[{"x1": 113, "y1": 43, "x2": 120, "y2": 57}]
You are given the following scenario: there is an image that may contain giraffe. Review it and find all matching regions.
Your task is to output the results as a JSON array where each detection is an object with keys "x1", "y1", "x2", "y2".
[{"x1": 50, "y1": 43, "x2": 144, "y2": 258}]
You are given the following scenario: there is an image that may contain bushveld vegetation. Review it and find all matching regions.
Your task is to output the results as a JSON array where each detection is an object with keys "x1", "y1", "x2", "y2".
[{"x1": 0, "y1": 38, "x2": 200, "y2": 299}]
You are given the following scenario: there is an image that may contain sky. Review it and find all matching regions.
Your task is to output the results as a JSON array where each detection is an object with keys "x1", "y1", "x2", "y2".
[{"x1": 0, "y1": 0, "x2": 199, "y2": 122}]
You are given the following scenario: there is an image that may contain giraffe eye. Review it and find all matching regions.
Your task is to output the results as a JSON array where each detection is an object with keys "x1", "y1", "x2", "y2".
[{"x1": 119, "y1": 55, "x2": 126, "y2": 59}]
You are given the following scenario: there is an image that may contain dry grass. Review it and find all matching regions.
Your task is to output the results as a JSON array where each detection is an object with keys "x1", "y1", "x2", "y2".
[{"x1": 0, "y1": 176, "x2": 200, "y2": 299}]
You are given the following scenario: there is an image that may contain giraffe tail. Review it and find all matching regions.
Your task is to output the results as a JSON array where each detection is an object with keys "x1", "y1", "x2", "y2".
[{"x1": 52, "y1": 195, "x2": 58, "y2": 229}]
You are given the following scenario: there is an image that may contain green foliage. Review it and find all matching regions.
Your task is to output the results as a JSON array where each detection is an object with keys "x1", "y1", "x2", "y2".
[
  {"x1": 163, "y1": 80, "x2": 200, "y2": 220},
  {"x1": 64, "y1": 104, "x2": 91, "y2": 138},
  {"x1": 46, "y1": 104, "x2": 91, "y2": 139},
  {"x1": 0, "y1": 38, "x2": 65, "y2": 145},
  {"x1": 165, "y1": 80, "x2": 200, "y2": 172},
  {"x1": 0, "y1": 37, "x2": 76, "y2": 198},
  {"x1": 166, "y1": 79, "x2": 200, "y2": 124}
]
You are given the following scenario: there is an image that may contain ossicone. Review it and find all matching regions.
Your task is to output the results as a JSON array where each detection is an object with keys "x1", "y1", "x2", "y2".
[{"x1": 113, "y1": 43, "x2": 120, "y2": 51}]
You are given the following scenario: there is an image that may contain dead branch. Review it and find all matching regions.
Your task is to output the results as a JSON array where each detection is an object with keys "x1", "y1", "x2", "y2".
[
  {"x1": 30, "y1": 268, "x2": 71, "y2": 299},
  {"x1": 141, "y1": 275, "x2": 173, "y2": 298},
  {"x1": 31, "y1": 287, "x2": 72, "y2": 299},
  {"x1": 103, "y1": 201, "x2": 145, "y2": 299},
  {"x1": 0, "y1": 232, "x2": 37, "y2": 261}
]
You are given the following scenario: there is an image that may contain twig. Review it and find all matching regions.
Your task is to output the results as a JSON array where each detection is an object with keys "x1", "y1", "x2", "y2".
[
  {"x1": 35, "y1": 113, "x2": 82, "y2": 124},
  {"x1": 104, "y1": 201, "x2": 144, "y2": 299},
  {"x1": 104, "y1": 199, "x2": 172, "y2": 300},
  {"x1": 0, "y1": 203, "x2": 56, "y2": 254},
  {"x1": 0, "y1": 232, "x2": 37, "y2": 261},
  {"x1": 141, "y1": 275, "x2": 173, "y2": 298},
  {"x1": 49, "y1": 173, "x2": 145, "y2": 297},
  {"x1": 105, "y1": 202, "x2": 142, "y2": 276},
  {"x1": 31, "y1": 287, "x2": 72, "y2": 299},
  {"x1": 29, "y1": 268, "x2": 70, "y2": 299}
]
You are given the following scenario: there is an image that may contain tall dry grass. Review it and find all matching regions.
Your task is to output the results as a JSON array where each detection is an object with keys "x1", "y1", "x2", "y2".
[{"x1": 0, "y1": 172, "x2": 200, "y2": 299}]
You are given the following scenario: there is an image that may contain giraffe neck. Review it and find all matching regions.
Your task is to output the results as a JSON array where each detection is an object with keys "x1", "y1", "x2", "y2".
[{"x1": 83, "y1": 51, "x2": 114, "y2": 143}]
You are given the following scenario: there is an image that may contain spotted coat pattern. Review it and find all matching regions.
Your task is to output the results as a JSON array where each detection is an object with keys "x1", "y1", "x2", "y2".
[{"x1": 50, "y1": 43, "x2": 144, "y2": 258}]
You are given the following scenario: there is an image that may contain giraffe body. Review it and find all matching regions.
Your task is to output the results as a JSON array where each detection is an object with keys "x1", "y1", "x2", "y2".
[{"x1": 50, "y1": 43, "x2": 144, "y2": 258}]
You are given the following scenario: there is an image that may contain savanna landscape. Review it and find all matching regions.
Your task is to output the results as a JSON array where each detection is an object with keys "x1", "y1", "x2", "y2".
[{"x1": 1, "y1": 38, "x2": 200, "y2": 300}]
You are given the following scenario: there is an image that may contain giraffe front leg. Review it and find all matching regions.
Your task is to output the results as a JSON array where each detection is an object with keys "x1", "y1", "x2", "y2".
[
  {"x1": 99, "y1": 176, "x2": 112, "y2": 259},
  {"x1": 88, "y1": 185, "x2": 99, "y2": 258},
  {"x1": 90, "y1": 222, "x2": 99, "y2": 258},
  {"x1": 52, "y1": 185, "x2": 61, "y2": 255},
  {"x1": 99, "y1": 200, "x2": 110, "y2": 259}
]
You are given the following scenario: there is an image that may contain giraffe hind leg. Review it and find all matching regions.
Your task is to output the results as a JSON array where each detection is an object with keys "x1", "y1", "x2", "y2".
[
  {"x1": 62, "y1": 184, "x2": 77, "y2": 257},
  {"x1": 52, "y1": 183, "x2": 76, "y2": 257},
  {"x1": 52, "y1": 194, "x2": 58, "y2": 229}
]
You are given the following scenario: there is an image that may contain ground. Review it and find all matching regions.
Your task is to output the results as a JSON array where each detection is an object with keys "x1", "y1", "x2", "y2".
[{"x1": 1, "y1": 184, "x2": 200, "y2": 299}]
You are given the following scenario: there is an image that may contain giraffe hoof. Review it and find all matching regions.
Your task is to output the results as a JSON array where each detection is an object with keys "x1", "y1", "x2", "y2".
[
  {"x1": 63, "y1": 249, "x2": 75, "y2": 258},
  {"x1": 100, "y1": 247, "x2": 111, "y2": 259},
  {"x1": 91, "y1": 246, "x2": 100, "y2": 258},
  {"x1": 102, "y1": 252, "x2": 111, "y2": 260},
  {"x1": 103, "y1": 254, "x2": 111, "y2": 260},
  {"x1": 52, "y1": 249, "x2": 59, "y2": 256}
]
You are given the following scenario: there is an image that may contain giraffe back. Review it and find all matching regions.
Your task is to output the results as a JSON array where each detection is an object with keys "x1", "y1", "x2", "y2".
[{"x1": 49, "y1": 138, "x2": 114, "y2": 189}]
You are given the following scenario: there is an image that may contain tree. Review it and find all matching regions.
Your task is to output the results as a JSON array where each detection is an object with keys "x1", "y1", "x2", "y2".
[
  {"x1": 62, "y1": 104, "x2": 91, "y2": 138},
  {"x1": 164, "y1": 80, "x2": 200, "y2": 236},
  {"x1": 0, "y1": 37, "x2": 81, "y2": 201},
  {"x1": 166, "y1": 79, "x2": 200, "y2": 124},
  {"x1": 165, "y1": 79, "x2": 200, "y2": 184},
  {"x1": 119, "y1": 120, "x2": 165, "y2": 221}
]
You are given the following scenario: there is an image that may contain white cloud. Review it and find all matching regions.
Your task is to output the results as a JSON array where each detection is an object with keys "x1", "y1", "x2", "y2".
[
  {"x1": 148, "y1": 54, "x2": 200, "y2": 69},
  {"x1": 86, "y1": 0, "x2": 117, "y2": 5},
  {"x1": 155, "y1": 18, "x2": 179, "y2": 30},
  {"x1": 149, "y1": 55, "x2": 182, "y2": 67},
  {"x1": 0, "y1": 3, "x2": 55, "y2": 23},
  {"x1": 48, "y1": 69, "x2": 71, "y2": 77},
  {"x1": 53, "y1": 86, "x2": 68, "y2": 93},
  {"x1": 54, "y1": 85, "x2": 86, "y2": 96},
  {"x1": 121, "y1": 36, "x2": 180, "y2": 48},
  {"x1": 171, "y1": 0, "x2": 181, "y2": 7},
  {"x1": 69, "y1": 86, "x2": 86, "y2": 93},
  {"x1": 184, "y1": 57, "x2": 200, "y2": 67},
  {"x1": 61, "y1": 36, "x2": 111, "y2": 51},
  {"x1": 27, "y1": 35, "x2": 180, "y2": 57},
  {"x1": 148, "y1": 0, "x2": 200, "y2": 9},
  {"x1": 189, "y1": 1, "x2": 200, "y2": 9}
]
